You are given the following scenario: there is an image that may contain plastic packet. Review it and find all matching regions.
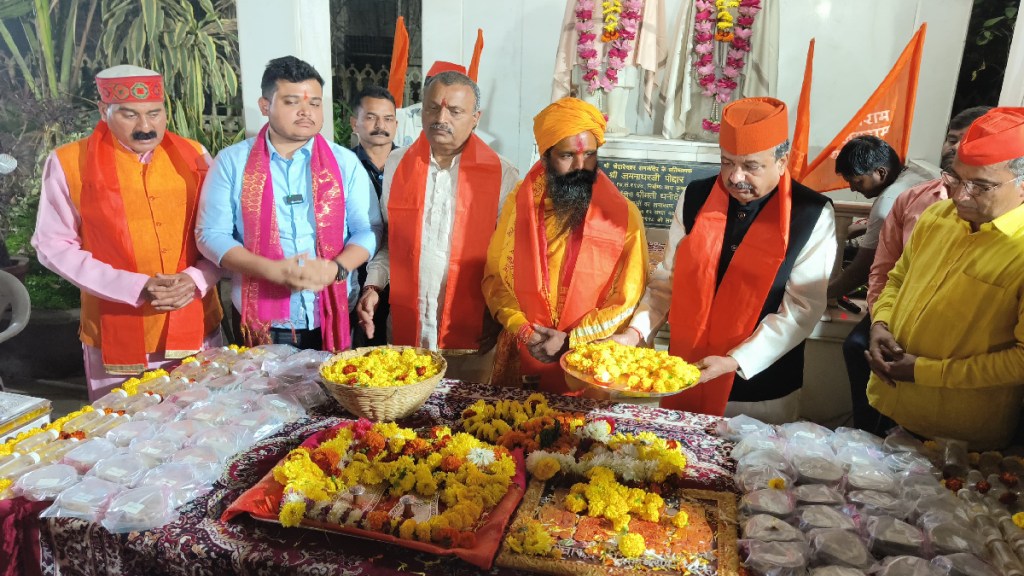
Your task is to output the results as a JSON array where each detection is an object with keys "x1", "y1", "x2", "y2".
[
  {"x1": 182, "y1": 402, "x2": 244, "y2": 426},
  {"x1": 939, "y1": 439, "x2": 969, "y2": 481},
  {"x1": 883, "y1": 430, "x2": 925, "y2": 456},
  {"x1": 194, "y1": 364, "x2": 230, "y2": 386},
  {"x1": 140, "y1": 462, "x2": 216, "y2": 507},
  {"x1": 266, "y1": 349, "x2": 332, "y2": 384},
  {"x1": 787, "y1": 436, "x2": 838, "y2": 462},
  {"x1": 809, "y1": 567, "x2": 866, "y2": 576},
  {"x1": 925, "y1": 522, "x2": 985, "y2": 557},
  {"x1": 195, "y1": 346, "x2": 235, "y2": 363},
  {"x1": 189, "y1": 426, "x2": 251, "y2": 460},
  {"x1": 792, "y1": 484, "x2": 845, "y2": 506},
  {"x1": 279, "y1": 379, "x2": 329, "y2": 409},
  {"x1": 733, "y1": 433, "x2": 785, "y2": 462},
  {"x1": 795, "y1": 505, "x2": 857, "y2": 532},
  {"x1": 171, "y1": 445, "x2": 223, "y2": 467},
  {"x1": 240, "y1": 375, "x2": 277, "y2": 394},
  {"x1": 742, "y1": 514, "x2": 804, "y2": 542},
  {"x1": 975, "y1": 451, "x2": 1003, "y2": 477},
  {"x1": 87, "y1": 454, "x2": 151, "y2": 488},
  {"x1": 214, "y1": 389, "x2": 260, "y2": 412},
  {"x1": 101, "y1": 485, "x2": 179, "y2": 533},
  {"x1": 781, "y1": 421, "x2": 833, "y2": 444},
  {"x1": 737, "y1": 465, "x2": 795, "y2": 494},
  {"x1": 884, "y1": 452, "x2": 935, "y2": 475},
  {"x1": 229, "y1": 409, "x2": 283, "y2": 442},
  {"x1": 866, "y1": 515, "x2": 925, "y2": 558},
  {"x1": 90, "y1": 415, "x2": 132, "y2": 439},
  {"x1": 166, "y1": 386, "x2": 211, "y2": 408},
  {"x1": 248, "y1": 343, "x2": 299, "y2": 361},
  {"x1": 740, "y1": 488, "x2": 796, "y2": 517},
  {"x1": 808, "y1": 528, "x2": 873, "y2": 569},
  {"x1": 13, "y1": 463, "x2": 79, "y2": 500},
  {"x1": 170, "y1": 360, "x2": 205, "y2": 381},
  {"x1": 258, "y1": 394, "x2": 307, "y2": 421},
  {"x1": 61, "y1": 438, "x2": 119, "y2": 474},
  {"x1": 122, "y1": 393, "x2": 161, "y2": 415},
  {"x1": 832, "y1": 427, "x2": 884, "y2": 452},
  {"x1": 204, "y1": 373, "x2": 247, "y2": 393},
  {"x1": 740, "y1": 540, "x2": 810, "y2": 576},
  {"x1": 160, "y1": 420, "x2": 214, "y2": 445},
  {"x1": 12, "y1": 429, "x2": 60, "y2": 455},
  {"x1": 738, "y1": 448, "x2": 796, "y2": 478},
  {"x1": 39, "y1": 477, "x2": 121, "y2": 522},
  {"x1": 909, "y1": 492, "x2": 966, "y2": 526},
  {"x1": 929, "y1": 553, "x2": 1000, "y2": 576},
  {"x1": 875, "y1": 556, "x2": 942, "y2": 576},
  {"x1": 986, "y1": 539, "x2": 1024, "y2": 576},
  {"x1": 794, "y1": 456, "x2": 845, "y2": 488},
  {"x1": 133, "y1": 401, "x2": 181, "y2": 423},
  {"x1": 91, "y1": 390, "x2": 130, "y2": 412},
  {"x1": 716, "y1": 414, "x2": 773, "y2": 442},
  {"x1": 847, "y1": 490, "x2": 909, "y2": 518},
  {"x1": 846, "y1": 464, "x2": 897, "y2": 493},
  {"x1": 105, "y1": 420, "x2": 157, "y2": 448},
  {"x1": 835, "y1": 445, "x2": 886, "y2": 472},
  {"x1": 130, "y1": 437, "x2": 181, "y2": 466}
]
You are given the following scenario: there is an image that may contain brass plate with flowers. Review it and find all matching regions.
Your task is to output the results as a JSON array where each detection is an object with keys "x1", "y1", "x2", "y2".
[{"x1": 560, "y1": 342, "x2": 701, "y2": 398}]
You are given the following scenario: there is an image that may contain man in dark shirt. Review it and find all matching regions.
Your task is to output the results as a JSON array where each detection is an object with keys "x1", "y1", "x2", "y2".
[{"x1": 349, "y1": 85, "x2": 398, "y2": 345}]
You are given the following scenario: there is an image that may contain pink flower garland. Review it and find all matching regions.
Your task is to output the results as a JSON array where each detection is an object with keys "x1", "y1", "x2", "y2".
[
  {"x1": 576, "y1": 0, "x2": 644, "y2": 94},
  {"x1": 692, "y1": 0, "x2": 762, "y2": 132}
]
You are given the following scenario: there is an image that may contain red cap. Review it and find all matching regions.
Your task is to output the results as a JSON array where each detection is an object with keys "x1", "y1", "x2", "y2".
[
  {"x1": 957, "y1": 107, "x2": 1024, "y2": 166},
  {"x1": 426, "y1": 61, "x2": 467, "y2": 78}
]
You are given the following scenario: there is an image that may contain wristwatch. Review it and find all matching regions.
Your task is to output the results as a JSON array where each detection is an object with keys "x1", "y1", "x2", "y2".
[{"x1": 334, "y1": 261, "x2": 350, "y2": 283}]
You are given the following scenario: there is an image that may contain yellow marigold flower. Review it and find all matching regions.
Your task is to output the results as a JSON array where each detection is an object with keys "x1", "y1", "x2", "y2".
[
  {"x1": 181, "y1": 356, "x2": 198, "y2": 364},
  {"x1": 321, "y1": 348, "x2": 439, "y2": 388},
  {"x1": 565, "y1": 493, "x2": 587, "y2": 513},
  {"x1": 619, "y1": 533, "x2": 646, "y2": 558},
  {"x1": 768, "y1": 477, "x2": 787, "y2": 490},
  {"x1": 672, "y1": 510, "x2": 689, "y2": 528},
  {"x1": 1014, "y1": 512, "x2": 1024, "y2": 530},
  {"x1": 531, "y1": 456, "x2": 562, "y2": 481},
  {"x1": 279, "y1": 500, "x2": 307, "y2": 527},
  {"x1": 399, "y1": 518, "x2": 417, "y2": 540},
  {"x1": 414, "y1": 521, "x2": 433, "y2": 542}
]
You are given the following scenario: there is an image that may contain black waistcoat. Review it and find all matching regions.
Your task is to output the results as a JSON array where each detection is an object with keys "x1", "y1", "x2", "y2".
[{"x1": 680, "y1": 175, "x2": 831, "y2": 402}]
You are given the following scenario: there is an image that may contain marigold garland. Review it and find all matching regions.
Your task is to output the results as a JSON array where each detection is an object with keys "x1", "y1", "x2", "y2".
[
  {"x1": 271, "y1": 419, "x2": 517, "y2": 548},
  {"x1": 576, "y1": 0, "x2": 644, "y2": 93},
  {"x1": 691, "y1": 0, "x2": 762, "y2": 132}
]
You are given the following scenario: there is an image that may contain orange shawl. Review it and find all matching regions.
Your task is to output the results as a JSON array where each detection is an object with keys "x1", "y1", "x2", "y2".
[
  {"x1": 388, "y1": 133, "x2": 502, "y2": 350},
  {"x1": 511, "y1": 163, "x2": 628, "y2": 391},
  {"x1": 665, "y1": 172, "x2": 792, "y2": 414},
  {"x1": 80, "y1": 122, "x2": 207, "y2": 373}
]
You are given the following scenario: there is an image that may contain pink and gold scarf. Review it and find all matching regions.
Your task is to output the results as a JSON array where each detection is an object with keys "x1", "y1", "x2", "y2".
[{"x1": 239, "y1": 124, "x2": 351, "y2": 351}]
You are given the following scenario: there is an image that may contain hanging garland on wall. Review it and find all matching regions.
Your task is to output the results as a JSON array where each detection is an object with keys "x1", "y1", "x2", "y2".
[
  {"x1": 575, "y1": 0, "x2": 645, "y2": 94},
  {"x1": 691, "y1": 0, "x2": 763, "y2": 132}
]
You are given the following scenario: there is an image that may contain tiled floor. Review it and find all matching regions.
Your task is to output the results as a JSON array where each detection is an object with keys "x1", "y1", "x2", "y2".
[{"x1": 3, "y1": 375, "x2": 89, "y2": 420}]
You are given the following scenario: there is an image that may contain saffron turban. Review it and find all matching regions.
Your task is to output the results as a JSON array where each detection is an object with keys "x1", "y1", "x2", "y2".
[
  {"x1": 957, "y1": 107, "x2": 1024, "y2": 166},
  {"x1": 426, "y1": 61, "x2": 467, "y2": 78},
  {"x1": 95, "y1": 65, "x2": 164, "y2": 104},
  {"x1": 533, "y1": 97, "x2": 607, "y2": 155},
  {"x1": 719, "y1": 97, "x2": 789, "y2": 156}
]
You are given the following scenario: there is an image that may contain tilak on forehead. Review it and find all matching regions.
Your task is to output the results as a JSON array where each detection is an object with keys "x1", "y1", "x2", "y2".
[
  {"x1": 440, "y1": 97, "x2": 448, "y2": 108},
  {"x1": 574, "y1": 133, "x2": 587, "y2": 154}
]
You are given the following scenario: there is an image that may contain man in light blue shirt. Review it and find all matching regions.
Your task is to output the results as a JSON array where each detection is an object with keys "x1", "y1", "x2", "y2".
[{"x1": 196, "y1": 56, "x2": 381, "y2": 349}]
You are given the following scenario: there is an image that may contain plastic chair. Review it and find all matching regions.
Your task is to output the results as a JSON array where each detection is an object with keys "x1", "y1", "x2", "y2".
[{"x1": 0, "y1": 270, "x2": 31, "y2": 391}]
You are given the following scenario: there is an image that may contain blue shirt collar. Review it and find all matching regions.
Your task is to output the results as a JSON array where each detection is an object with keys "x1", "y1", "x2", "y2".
[{"x1": 264, "y1": 129, "x2": 315, "y2": 161}]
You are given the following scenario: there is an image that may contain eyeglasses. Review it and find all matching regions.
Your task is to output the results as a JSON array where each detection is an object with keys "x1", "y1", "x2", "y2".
[{"x1": 940, "y1": 171, "x2": 1019, "y2": 197}]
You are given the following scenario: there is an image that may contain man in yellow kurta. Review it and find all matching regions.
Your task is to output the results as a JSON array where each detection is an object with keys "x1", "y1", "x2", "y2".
[
  {"x1": 483, "y1": 98, "x2": 648, "y2": 393},
  {"x1": 866, "y1": 107, "x2": 1024, "y2": 449}
]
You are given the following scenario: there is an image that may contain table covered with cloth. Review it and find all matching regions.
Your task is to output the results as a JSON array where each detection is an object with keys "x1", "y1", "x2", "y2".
[{"x1": 37, "y1": 380, "x2": 737, "y2": 576}]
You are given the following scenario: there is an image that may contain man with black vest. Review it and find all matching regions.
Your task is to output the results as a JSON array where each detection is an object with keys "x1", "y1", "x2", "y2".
[{"x1": 614, "y1": 97, "x2": 837, "y2": 423}]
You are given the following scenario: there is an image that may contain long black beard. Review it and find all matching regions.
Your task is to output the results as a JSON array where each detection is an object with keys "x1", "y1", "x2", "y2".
[{"x1": 546, "y1": 164, "x2": 596, "y2": 234}]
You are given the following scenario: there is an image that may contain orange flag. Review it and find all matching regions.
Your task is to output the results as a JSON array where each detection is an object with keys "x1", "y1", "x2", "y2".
[
  {"x1": 788, "y1": 39, "x2": 815, "y2": 180},
  {"x1": 798, "y1": 24, "x2": 927, "y2": 192},
  {"x1": 468, "y1": 29, "x2": 484, "y2": 83},
  {"x1": 388, "y1": 17, "x2": 410, "y2": 108}
]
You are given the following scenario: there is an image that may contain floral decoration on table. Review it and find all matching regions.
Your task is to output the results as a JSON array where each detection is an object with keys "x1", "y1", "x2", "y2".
[
  {"x1": 691, "y1": 0, "x2": 763, "y2": 133},
  {"x1": 575, "y1": 0, "x2": 644, "y2": 94},
  {"x1": 270, "y1": 419, "x2": 517, "y2": 546},
  {"x1": 563, "y1": 341, "x2": 701, "y2": 394},
  {"x1": 319, "y1": 347, "x2": 440, "y2": 387},
  {"x1": 459, "y1": 397, "x2": 737, "y2": 574}
]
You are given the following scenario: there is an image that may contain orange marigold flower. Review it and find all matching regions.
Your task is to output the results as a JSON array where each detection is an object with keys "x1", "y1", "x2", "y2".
[
  {"x1": 441, "y1": 454, "x2": 464, "y2": 472},
  {"x1": 366, "y1": 510, "x2": 389, "y2": 532},
  {"x1": 362, "y1": 431, "x2": 387, "y2": 456}
]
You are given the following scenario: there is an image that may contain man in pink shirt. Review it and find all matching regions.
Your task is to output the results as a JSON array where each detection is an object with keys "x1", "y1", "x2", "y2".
[
  {"x1": 31, "y1": 66, "x2": 224, "y2": 400},
  {"x1": 844, "y1": 106, "x2": 991, "y2": 433}
]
